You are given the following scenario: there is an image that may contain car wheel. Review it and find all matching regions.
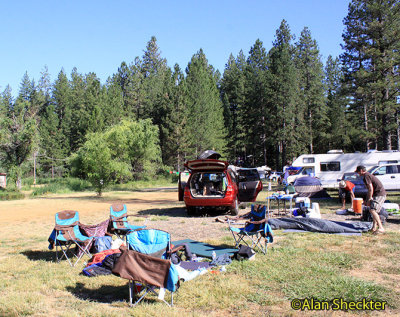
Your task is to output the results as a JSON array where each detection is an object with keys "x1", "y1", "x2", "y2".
[
  {"x1": 230, "y1": 198, "x2": 239, "y2": 216},
  {"x1": 187, "y1": 206, "x2": 196, "y2": 216}
]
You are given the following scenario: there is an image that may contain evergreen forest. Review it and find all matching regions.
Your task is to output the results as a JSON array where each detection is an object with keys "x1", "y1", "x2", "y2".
[{"x1": 0, "y1": 0, "x2": 399, "y2": 189}]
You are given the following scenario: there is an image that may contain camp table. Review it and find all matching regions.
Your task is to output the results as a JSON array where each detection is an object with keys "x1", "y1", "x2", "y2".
[{"x1": 266, "y1": 193, "x2": 296, "y2": 216}]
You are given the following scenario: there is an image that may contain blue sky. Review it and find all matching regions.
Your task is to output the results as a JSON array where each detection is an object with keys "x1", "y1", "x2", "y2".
[{"x1": 0, "y1": 0, "x2": 350, "y2": 97}]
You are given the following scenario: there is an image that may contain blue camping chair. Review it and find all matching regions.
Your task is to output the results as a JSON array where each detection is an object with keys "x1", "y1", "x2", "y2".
[
  {"x1": 116, "y1": 229, "x2": 179, "y2": 307},
  {"x1": 54, "y1": 210, "x2": 94, "y2": 266},
  {"x1": 229, "y1": 204, "x2": 274, "y2": 254},
  {"x1": 110, "y1": 204, "x2": 146, "y2": 239}
]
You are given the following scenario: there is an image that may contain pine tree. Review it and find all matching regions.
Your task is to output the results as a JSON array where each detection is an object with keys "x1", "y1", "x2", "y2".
[
  {"x1": 242, "y1": 40, "x2": 270, "y2": 166},
  {"x1": 341, "y1": 0, "x2": 400, "y2": 150},
  {"x1": 103, "y1": 78, "x2": 125, "y2": 127},
  {"x1": 161, "y1": 64, "x2": 191, "y2": 171},
  {"x1": 52, "y1": 69, "x2": 72, "y2": 156},
  {"x1": 0, "y1": 76, "x2": 38, "y2": 188},
  {"x1": 83, "y1": 72, "x2": 104, "y2": 133},
  {"x1": 295, "y1": 27, "x2": 327, "y2": 153},
  {"x1": 39, "y1": 104, "x2": 65, "y2": 177},
  {"x1": 220, "y1": 51, "x2": 247, "y2": 162},
  {"x1": 69, "y1": 68, "x2": 87, "y2": 152},
  {"x1": 324, "y1": 55, "x2": 352, "y2": 150},
  {"x1": 267, "y1": 20, "x2": 301, "y2": 169},
  {"x1": 141, "y1": 36, "x2": 169, "y2": 123},
  {"x1": 185, "y1": 49, "x2": 227, "y2": 157}
]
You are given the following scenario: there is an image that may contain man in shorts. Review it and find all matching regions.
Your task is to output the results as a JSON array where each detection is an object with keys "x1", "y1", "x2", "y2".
[
  {"x1": 355, "y1": 165, "x2": 386, "y2": 234},
  {"x1": 339, "y1": 180, "x2": 355, "y2": 211}
]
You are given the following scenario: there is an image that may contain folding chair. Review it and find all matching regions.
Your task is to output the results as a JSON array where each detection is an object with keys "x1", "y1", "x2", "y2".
[
  {"x1": 112, "y1": 229, "x2": 179, "y2": 307},
  {"x1": 229, "y1": 204, "x2": 274, "y2": 254},
  {"x1": 110, "y1": 203, "x2": 146, "y2": 239},
  {"x1": 54, "y1": 210, "x2": 94, "y2": 266}
]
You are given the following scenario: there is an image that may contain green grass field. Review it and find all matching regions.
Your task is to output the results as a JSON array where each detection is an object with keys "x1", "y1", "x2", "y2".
[{"x1": 1, "y1": 183, "x2": 399, "y2": 316}]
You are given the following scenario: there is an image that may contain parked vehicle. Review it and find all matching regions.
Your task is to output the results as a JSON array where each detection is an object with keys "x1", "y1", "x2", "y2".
[
  {"x1": 182, "y1": 159, "x2": 263, "y2": 216},
  {"x1": 178, "y1": 171, "x2": 190, "y2": 201},
  {"x1": 368, "y1": 163, "x2": 400, "y2": 190},
  {"x1": 339, "y1": 172, "x2": 368, "y2": 201},
  {"x1": 287, "y1": 149, "x2": 400, "y2": 188},
  {"x1": 256, "y1": 165, "x2": 271, "y2": 179},
  {"x1": 269, "y1": 171, "x2": 282, "y2": 182}
]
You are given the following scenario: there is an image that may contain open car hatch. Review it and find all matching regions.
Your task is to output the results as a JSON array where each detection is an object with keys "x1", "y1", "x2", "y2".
[{"x1": 185, "y1": 159, "x2": 229, "y2": 172}]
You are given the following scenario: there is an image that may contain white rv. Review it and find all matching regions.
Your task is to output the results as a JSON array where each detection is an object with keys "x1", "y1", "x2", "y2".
[{"x1": 287, "y1": 150, "x2": 400, "y2": 188}]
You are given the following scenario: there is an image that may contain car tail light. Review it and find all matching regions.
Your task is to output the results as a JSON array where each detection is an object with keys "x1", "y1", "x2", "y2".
[
  {"x1": 257, "y1": 181, "x2": 263, "y2": 192},
  {"x1": 226, "y1": 185, "x2": 234, "y2": 194},
  {"x1": 184, "y1": 185, "x2": 190, "y2": 197}
]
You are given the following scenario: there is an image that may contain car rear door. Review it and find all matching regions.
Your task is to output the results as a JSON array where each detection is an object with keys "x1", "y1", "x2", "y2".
[
  {"x1": 178, "y1": 171, "x2": 190, "y2": 201},
  {"x1": 237, "y1": 169, "x2": 263, "y2": 202}
]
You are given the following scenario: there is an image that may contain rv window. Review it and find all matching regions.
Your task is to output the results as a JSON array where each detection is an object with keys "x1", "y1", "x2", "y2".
[
  {"x1": 320, "y1": 161, "x2": 340, "y2": 172},
  {"x1": 379, "y1": 160, "x2": 398, "y2": 165},
  {"x1": 303, "y1": 157, "x2": 315, "y2": 163}
]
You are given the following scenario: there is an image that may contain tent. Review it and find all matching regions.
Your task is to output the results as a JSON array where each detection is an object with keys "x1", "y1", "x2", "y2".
[{"x1": 293, "y1": 176, "x2": 331, "y2": 199}]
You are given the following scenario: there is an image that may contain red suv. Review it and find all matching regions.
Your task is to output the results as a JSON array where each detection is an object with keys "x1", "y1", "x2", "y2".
[{"x1": 180, "y1": 159, "x2": 263, "y2": 215}]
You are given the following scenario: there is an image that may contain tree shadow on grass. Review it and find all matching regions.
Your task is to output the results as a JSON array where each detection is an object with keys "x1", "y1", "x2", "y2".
[
  {"x1": 136, "y1": 206, "x2": 230, "y2": 218},
  {"x1": 21, "y1": 250, "x2": 55, "y2": 262},
  {"x1": 38, "y1": 195, "x2": 182, "y2": 206},
  {"x1": 66, "y1": 282, "x2": 130, "y2": 303}
]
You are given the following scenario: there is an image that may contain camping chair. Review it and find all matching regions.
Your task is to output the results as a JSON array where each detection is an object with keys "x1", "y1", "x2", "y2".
[
  {"x1": 112, "y1": 229, "x2": 179, "y2": 307},
  {"x1": 54, "y1": 210, "x2": 94, "y2": 267},
  {"x1": 110, "y1": 203, "x2": 146, "y2": 239},
  {"x1": 228, "y1": 204, "x2": 274, "y2": 254}
]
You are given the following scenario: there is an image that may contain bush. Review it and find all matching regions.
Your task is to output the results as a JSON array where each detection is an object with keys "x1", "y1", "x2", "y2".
[
  {"x1": 0, "y1": 188, "x2": 25, "y2": 200},
  {"x1": 30, "y1": 177, "x2": 92, "y2": 196}
]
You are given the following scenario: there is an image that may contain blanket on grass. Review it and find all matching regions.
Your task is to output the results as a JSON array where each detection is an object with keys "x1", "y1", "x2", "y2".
[{"x1": 267, "y1": 217, "x2": 372, "y2": 233}]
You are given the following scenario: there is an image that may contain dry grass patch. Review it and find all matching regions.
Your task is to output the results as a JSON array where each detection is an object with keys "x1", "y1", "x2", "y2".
[{"x1": 1, "y1": 188, "x2": 400, "y2": 316}]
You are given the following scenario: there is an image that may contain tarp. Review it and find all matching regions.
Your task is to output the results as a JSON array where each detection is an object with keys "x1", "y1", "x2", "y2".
[
  {"x1": 172, "y1": 239, "x2": 237, "y2": 258},
  {"x1": 294, "y1": 176, "x2": 322, "y2": 186},
  {"x1": 287, "y1": 166, "x2": 302, "y2": 171},
  {"x1": 293, "y1": 176, "x2": 331, "y2": 199},
  {"x1": 267, "y1": 217, "x2": 372, "y2": 233}
]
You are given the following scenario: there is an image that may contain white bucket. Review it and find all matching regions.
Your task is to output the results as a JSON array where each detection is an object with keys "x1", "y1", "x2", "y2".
[{"x1": 311, "y1": 202, "x2": 321, "y2": 218}]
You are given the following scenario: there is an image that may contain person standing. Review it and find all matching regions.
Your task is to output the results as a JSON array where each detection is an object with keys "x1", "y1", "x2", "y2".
[
  {"x1": 355, "y1": 165, "x2": 386, "y2": 234},
  {"x1": 339, "y1": 180, "x2": 355, "y2": 211}
]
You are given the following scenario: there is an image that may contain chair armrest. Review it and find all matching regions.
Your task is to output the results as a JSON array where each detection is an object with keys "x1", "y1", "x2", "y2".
[{"x1": 168, "y1": 245, "x2": 185, "y2": 254}]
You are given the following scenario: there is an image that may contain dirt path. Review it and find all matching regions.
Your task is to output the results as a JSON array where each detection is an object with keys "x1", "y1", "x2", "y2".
[
  {"x1": 0, "y1": 189, "x2": 231, "y2": 241},
  {"x1": 2, "y1": 188, "x2": 399, "y2": 242}
]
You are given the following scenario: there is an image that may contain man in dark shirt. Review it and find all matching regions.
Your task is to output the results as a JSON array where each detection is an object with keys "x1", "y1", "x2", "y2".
[{"x1": 355, "y1": 165, "x2": 386, "y2": 234}]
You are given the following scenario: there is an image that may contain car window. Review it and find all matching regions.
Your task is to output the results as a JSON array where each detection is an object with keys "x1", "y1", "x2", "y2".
[
  {"x1": 228, "y1": 170, "x2": 236, "y2": 182},
  {"x1": 368, "y1": 166, "x2": 378, "y2": 173},
  {"x1": 180, "y1": 172, "x2": 190, "y2": 182},
  {"x1": 387, "y1": 165, "x2": 398, "y2": 174},
  {"x1": 375, "y1": 166, "x2": 387, "y2": 175},
  {"x1": 238, "y1": 169, "x2": 259, "y2": 181},
  {"x1": 343, "y1": 174, "x2": 358, "y2": 181}
]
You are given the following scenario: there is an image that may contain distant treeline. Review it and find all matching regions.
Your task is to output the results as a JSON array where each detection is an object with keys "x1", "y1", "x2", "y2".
[{"x1": 0, "y1": 0, "x2": 399, "y2": 187}]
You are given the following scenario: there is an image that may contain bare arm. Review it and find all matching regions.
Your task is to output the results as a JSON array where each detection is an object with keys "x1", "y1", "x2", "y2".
[{"x1": 366, "y1": 183, "x2": 373, "y2": 206}]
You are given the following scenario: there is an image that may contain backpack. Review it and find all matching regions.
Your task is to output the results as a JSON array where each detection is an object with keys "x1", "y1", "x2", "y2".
[
  {"x1": 362, "y1": 206, "x2": 388, "y2": 224},
  {"x1": 93, "y1": 236, "x2": 112, "y2": 253},
  {"x1": 233, "y1": 244, "x2": 255, "y2": 261}
]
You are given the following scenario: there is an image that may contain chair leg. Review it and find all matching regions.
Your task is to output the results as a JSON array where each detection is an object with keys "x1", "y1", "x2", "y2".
[
  {"x1": 230, "y1": 230, "x2": 245, "y2": 248},
  {"x1": 129, "y1": 281, "x2": 133, "y2": 306},
  {"x1": 72, "y1": 240, "x2": 93, "y2": 266},
  {"x1": 56, "y1": 242, "x2": 74, "y2": 266}
]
